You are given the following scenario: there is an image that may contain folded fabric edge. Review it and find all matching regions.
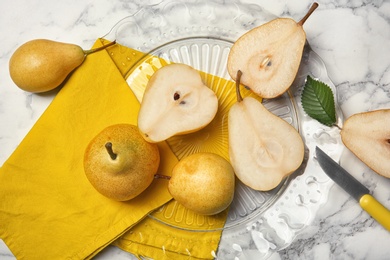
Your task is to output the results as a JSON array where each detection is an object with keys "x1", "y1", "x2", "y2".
[
  {"x1": 114, "y1": 237, "x2": 218, "y2": 260},
  {"x1": 82, "y1": 208, "x2": 158, "y2": 260},
  {"x1": 113, "y1": 216, "x2": 224, "y2": 260}
]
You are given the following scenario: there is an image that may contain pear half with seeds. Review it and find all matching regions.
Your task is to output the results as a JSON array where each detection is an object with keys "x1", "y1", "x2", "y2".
[
  {"x1": 228, "y1": 71, "x2": 304, "y2": 191},
  {"x1": 138, "y1": 63, "x2": 218, "y2": 143},
  {"x1": 227, "y1": 3, "x2": 319, "y2": 98},
  {"x1": 341, "y1": 109, "x2": 390, "y2": 178}
]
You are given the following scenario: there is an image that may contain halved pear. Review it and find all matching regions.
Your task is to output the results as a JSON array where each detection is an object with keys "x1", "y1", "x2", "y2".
[
  {"x1": 227, "y1": 3, "x2": 318, "y2": 98},
  {"x1": 138, "y1": 63, "x2": 218, "y2": 143},
  {"x1": 228, "y1": 71, "x2": 304, "y2": 191},
  {"x1": 340, "y1": 109, "x2": 390, "y2": 178}
]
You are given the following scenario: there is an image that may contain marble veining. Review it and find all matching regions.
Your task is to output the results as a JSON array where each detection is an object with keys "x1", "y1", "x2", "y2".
[{"x1": 1, "y1": 0, "x2": 389, "y2": 259}]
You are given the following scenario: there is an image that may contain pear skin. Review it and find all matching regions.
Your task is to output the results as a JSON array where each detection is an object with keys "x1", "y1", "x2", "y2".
[
  {"x1": 168, "y1": 152, "x2": 235, "y2": 215},
  {"x1": 84, "y1": 124, "x2": 160, "y2": 201},
  {"x1": 341, "y1": 109, "x2": 390, "y2": 178},
  {"x1": 9, "y1": 39, "x2": 115, "y2": 93}
]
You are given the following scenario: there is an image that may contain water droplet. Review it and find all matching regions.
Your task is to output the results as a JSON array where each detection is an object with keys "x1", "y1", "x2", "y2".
[
  {"x1": 251, "y1": 230, "x2": 270, "y2": 253},
  {"x1": 232, "y1": 243, "x2": 242, "y2": 252}
]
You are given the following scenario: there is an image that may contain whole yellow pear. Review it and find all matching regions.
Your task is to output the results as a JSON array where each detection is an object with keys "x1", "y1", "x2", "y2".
[
  {"x1": 9, "y1": 39, "x2": 115, "y2": 93},
  {"x1": 84, "y1": 124, "x2": 160, "y2": 201},
  {"x1": 168, "y1": 152, "x2": 235, "y2": 215}
]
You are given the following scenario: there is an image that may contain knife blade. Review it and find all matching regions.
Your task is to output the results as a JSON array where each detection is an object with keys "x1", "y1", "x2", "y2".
[{"x1": 315, "y1": 146, "x2": 390, "y2": 231}]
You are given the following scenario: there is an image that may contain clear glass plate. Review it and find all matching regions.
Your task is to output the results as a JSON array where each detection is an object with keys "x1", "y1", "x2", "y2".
[{"x1": 103, "y1": 0, "x2": 344, "y2": 258}]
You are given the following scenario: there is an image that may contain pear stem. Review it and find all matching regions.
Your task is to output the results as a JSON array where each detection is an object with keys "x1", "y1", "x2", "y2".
[
  {"x1": 154, "y1": 174, "x2": 171, "y2": 180},
  {"x1": 298, "y1": 2, "x2": 319, "y2": 26},
  {"x1": 83, "y1": 40, "x2": 116, "y2": 55},
  {"x1": 236, "y1": 70, "x2": 243, "y2": 102},
  {"x1": 105, "y1": 142, "x2": 117, "y2": 160},
  {"x1": 333, "y1": 123, "x2": 342, "y2": 130}
]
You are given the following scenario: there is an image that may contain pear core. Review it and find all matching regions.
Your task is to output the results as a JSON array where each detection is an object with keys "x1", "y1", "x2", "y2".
[{"x1": 84, "y1": 124, "x2": 160, "y2": 201}]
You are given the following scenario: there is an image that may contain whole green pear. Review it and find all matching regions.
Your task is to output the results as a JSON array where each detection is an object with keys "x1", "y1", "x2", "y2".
[{"x1": 9, "y1": 39, "x2": 115, "y2": 93}]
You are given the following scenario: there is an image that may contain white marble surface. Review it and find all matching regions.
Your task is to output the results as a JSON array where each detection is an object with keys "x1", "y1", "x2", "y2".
[{"x1": 1, "y1": 0, "x2": 390, "y2": 259}]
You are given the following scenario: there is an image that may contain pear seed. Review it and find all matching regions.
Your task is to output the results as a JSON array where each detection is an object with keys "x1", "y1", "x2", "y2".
[
  {"x1": 173, "y1": 92, "x2": 180, "y2": 101},
  {"x1": 260, "y1": 56, "x2": 271, "y2": 69}
]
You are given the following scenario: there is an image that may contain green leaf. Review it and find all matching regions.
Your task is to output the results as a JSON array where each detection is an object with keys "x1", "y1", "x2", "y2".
[{"x1": 301, "y1": 75, "x2": 336, "y2": 127}]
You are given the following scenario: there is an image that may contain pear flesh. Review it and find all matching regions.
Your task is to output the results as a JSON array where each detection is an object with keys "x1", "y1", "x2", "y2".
[
  {"x1": 168, "y1": 152, "x2": 235, "y2": 215},
  {"x1": 9, "y1": 39, "x2": 115, "y2": 93},
  {"x1": 228, "y1": 77, "x2": 304, "y2": 190},
  {"x1": 227, "y1": 3, "x2": 318, "y2": 98},
  {"x1": 84, "y1": 124, "x2": 160, "y2": 201},
  {"x1": 138, "y1": 63, "x2": 218, "y2": 143},
  {"x1": 341, "y1": 109, "x2": 390, "y2": 178}
]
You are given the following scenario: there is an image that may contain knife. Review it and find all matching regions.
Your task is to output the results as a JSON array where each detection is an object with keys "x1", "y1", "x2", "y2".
[{"x1": 315, "y1": 146, "x2": 390, "y2": 231}]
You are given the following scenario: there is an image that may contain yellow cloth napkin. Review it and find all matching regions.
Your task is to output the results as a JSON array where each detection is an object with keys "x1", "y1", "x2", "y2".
[
  {"x1": 0, "y1": 39, "x2": 177, "y2": 259},
  {"x1": 0, "y1": 39, "x2": 228, "y2": 259}
]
